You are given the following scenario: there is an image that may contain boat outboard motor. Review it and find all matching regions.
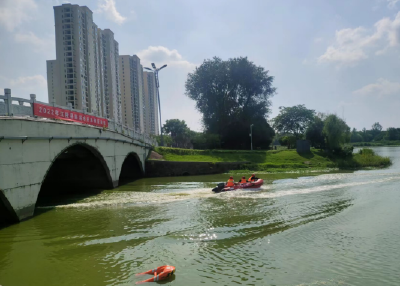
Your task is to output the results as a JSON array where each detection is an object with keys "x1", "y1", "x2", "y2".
[{"x1": 212, "y1": 182, "x2": 226, "y2": 193}]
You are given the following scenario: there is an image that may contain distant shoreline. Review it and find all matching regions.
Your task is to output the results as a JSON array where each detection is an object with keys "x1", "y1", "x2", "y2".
[
  {"x1": 352, "y1": 142, "x2": 400, "y2": 147},
  {"x1": 147, "y1": 147, "x2": 392, "y2": 176}
]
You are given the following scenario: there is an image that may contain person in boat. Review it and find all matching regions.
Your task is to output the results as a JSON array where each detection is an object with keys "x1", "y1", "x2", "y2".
[
  {"x1": 240, "y1": 176, "x2": 247, "y2": 184},
  {"x1": 226, "y1": 176, "x2": 235, "y2": 187},
  {"x1": 248, "y1": 174, "x2": 257, "y2": 182}
]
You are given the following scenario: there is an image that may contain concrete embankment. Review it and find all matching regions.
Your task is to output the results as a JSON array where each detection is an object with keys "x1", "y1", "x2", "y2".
[{"x1": 145, "y1": 160, "x2": 250, "y2": 177}]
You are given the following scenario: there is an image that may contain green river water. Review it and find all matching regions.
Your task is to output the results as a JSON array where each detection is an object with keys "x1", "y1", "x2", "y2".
[{"x1": 1, "y1": 147, "x2": 400, "y2": 286}]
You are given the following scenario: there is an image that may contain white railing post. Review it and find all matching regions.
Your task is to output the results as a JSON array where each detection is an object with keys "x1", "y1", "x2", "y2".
[
  {"x1": 5, "y1": 88, "x2": 12, "y2": 116},
  {"x1": 30, "y1": 94, "x2": 36, "y2": 117}
]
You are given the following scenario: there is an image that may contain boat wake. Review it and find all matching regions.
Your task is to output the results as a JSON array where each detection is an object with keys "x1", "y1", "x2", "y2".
[{"x1": 37, "y1": 172, "x2": 400, "y2": 209}]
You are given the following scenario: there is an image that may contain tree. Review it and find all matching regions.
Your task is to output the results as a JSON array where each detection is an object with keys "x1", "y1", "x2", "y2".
[
  {"x1": 323, "y1": 114, "x2": 350, "y2": 149},
  {"x1": 162, "y1": 119, "x2": 192, "y2": 148},
  {"x1": 350, "y1": 128, "x2": 363, "y2": 143},
  {"x1": 185, "y1": 56, "x2": 276, "y2": 149},
  {"x1": 279, "y1": 135, "x2": 296, "y2": 149},
  {"x1": 385, "y1": 127, "x2": 399, "y2": 141},
  {"x1": 154, "y1": 135, "x2": 173, "y2": 147},
  {"x1": 371, "y1": 122, "x2": 383, "y2": 132},
  {"x1": 273, "y1": 105, "x2": 315, "y2": 138},
  {"x1": 371, "y1": 122, "x2": 383, "y2": 139},
  {"x1": 191, "y1": 132, "x2": 221, "y2": 149},
  {"x1": 306, "y1": 116, "x2": 325, "y2": 148}
]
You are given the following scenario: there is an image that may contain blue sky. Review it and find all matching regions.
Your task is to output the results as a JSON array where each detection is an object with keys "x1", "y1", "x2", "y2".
[{"x1": 1, "y1": 0, "x2": 399, "y2": 131}]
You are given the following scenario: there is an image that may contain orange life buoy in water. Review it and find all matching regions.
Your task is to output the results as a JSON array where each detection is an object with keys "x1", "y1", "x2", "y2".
[{"x1": 136, "y1": 265, "x2": 176, "y2": 284}]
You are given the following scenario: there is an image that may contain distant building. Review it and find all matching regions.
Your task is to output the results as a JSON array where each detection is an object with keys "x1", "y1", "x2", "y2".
[
  {"x1": 98, "y1": 29, "x2": 121, "y2": 123},
  {"x1": 143, "y1": 71, "x2": 159, "y2": 135},
  {"x1": 118, "y1": 55, "x2": 145, "y2": 132},
  {"x1": 46, "y1": 3, "x2": 121, "y2": 123},
  {"x1": 46, "y1": 60, "x2": 61, "y2": 104}
]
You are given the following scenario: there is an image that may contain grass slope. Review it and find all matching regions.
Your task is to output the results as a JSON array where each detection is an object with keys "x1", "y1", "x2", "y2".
[
  {"x1": 155, "y1": 147, "x2": 333, "y2": 168},
  {"x1": 154, "y1": 147, "x2": 391, "y2": 171}
]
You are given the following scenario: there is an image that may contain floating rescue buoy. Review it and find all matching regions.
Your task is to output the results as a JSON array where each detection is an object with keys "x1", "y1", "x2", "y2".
[{"x1": 135, "y1": 265, "x2": 176, "y2": 284}]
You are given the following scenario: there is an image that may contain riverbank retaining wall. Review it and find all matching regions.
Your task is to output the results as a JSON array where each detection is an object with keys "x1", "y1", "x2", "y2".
[{"x1": 145, "y1": 160, "x2": 250, "y2": 177}]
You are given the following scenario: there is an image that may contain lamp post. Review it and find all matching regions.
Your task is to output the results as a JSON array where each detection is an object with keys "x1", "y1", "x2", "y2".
[
  {"x1": 144, "y1": 63, "x2": 167, "y2": 146},
  {"x1": 250, "y1": 124, "x2": 254, "y2": 151}
]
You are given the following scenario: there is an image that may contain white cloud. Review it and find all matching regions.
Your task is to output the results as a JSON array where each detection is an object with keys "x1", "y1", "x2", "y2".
[
  {"x1": 353, "y1": 78, "x2": 400, "y2": 97},
  {"x1": 14, "y1": 32, "x2": 54, "y2": 53},
  {"x1": 314, "y1": 37, "x2": 323, "y2": 43},
  {"x1": 0, "y1": 0, "x2": 37, "y2": 31},
  {"x1": 10, "y1": 75, "x2": 47, "y2": 89},
  {"x1": 137, "y1": 46, "x2": 196, "y2": 70},
  {"x1": 318, "y1": 12, "x2": 400, "y2": 66},
  {"x1": 97, "y1": 0, "x2": 127, "y2": 25},
  {"x1": 387, "y1": 0, "x2": 400, "y2": 9},
  {"x1": 0, "y1": 75, "x2": 47, "y2": 102}
]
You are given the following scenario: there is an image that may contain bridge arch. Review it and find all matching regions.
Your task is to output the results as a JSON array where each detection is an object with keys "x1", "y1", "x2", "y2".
[
  {"x1": 118, "y1": 152, "x2": 144, "y2": 186},
  {"x1": 37, "y1": 143, "x2": 114, "y2": 204},
  {"x1": 0, "y1": 117, "x2": 152, "y2": 223}
]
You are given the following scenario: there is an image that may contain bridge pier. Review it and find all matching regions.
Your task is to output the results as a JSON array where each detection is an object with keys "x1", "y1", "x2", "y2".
[{"x1": 0, "y1": 118, "x2": 151, "y2": 224}]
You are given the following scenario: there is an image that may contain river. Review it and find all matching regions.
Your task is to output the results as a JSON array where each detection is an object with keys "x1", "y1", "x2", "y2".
[{"x1": 1, "y1": 147, "x2": 399, "y2": 286}]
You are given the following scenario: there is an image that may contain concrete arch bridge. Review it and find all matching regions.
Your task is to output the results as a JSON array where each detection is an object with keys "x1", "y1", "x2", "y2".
[{"x1": 0, "y1": 117, "x2": 154, "y2": 224}]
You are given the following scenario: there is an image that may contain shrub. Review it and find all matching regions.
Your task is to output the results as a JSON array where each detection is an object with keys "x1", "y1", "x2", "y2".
[
  {"x1": 329, "y1": 145, "x2": 353, "y2": 158},
  {"x1": 358, "y1": 148, "x2": 374, "y2": 155}
]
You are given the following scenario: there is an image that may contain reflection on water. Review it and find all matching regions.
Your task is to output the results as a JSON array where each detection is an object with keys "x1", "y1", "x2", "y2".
[{"x1": 0, "y1": 147, "x2": 400, "y2": 286}]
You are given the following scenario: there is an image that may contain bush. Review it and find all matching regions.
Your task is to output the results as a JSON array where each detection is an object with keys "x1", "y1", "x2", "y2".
[
  {"x1": 329, "y1": 145, "x2": 353, "y2": 158},
  {"x1": 336, "y1": 148, "x2": 391, "y2": 169},
  {"x1": 358, "y1": 148, "x2": 374, "y2": 155}
]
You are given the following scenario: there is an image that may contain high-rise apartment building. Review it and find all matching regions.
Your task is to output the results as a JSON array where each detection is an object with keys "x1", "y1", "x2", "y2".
[
  {"x1": 119, "y1": 55, "x2": 146, "y2": 132},
  {"x1": 47, "y1": 3, "x2": 121, "y2": 123},
  {"x1": 98, "y1": 29, "x2": 122, "y2": 123},
  {"x1": 47, "y1": 60, "x2": 61, "y2": 102},
  {"x1": 143, "y1": 71, "x2": 159, "y2": 135}
]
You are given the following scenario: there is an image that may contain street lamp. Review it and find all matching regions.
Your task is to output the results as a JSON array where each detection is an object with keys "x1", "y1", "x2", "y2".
[
  {"x1": 144, "y1": 63, "x2": 167, "y2": 146},
  {"x1": 250, "y1": 124, "x2": 254, "y2": 151}
]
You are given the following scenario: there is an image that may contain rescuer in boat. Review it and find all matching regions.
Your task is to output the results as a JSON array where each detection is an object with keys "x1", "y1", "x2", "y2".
[
  {"x1": 226, "y1": 176, "x2": 235, "y2": 187},
  {"x1": 248, "y1": 174, "x2": 257, "y2": 182},
  {"x1": 240, "y1": 176, "x2": 247, "y2": 184}
]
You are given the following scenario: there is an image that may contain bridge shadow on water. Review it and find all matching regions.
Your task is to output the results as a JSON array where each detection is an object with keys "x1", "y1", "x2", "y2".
[{"x1": 33, "y1": 144, "x2": 143, "y2": 218}]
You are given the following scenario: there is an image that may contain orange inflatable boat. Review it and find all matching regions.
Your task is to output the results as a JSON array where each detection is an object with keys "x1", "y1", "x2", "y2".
[{"x1": 135, "y1": 265, "x2": 175, "y2": 284}]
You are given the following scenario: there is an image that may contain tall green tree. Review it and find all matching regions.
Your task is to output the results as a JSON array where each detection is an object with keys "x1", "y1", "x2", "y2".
[
  {"x1": 386, "y1": 127, "x2": 399, "y2": 141},
  {"x1": 306, "y1": 115, "x2": 325, "y2": 148},
  {"x1": 273, "y1": 105, "x2": 315, "y2": 138},
  {"x1": 191, "y1": 132, "x2": 221, "y2": 149},
  {"x1": 162, "y1": 119, "x2": 192, "y2": 148},
  {"x1": 323, "y1": 114, "x2": 351, "y2": 149},
  {"x1": 154, "y1": 135, "x2": 173, "y2": 147},
  {"x1": 371, "y1": 122, "x2": 383, "y2": 139},
  {"x1": 350, "y1": 128, "x2": 363, "y2": 143},
  {"x1": 371, "y1": 122, "x2": 383, "y2": 132},
  {"x1": 185, "y1": 56, "x2": 276, "y2": 149}
]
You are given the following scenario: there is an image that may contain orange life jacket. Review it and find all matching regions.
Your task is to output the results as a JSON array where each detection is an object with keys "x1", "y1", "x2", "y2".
[
  {"x1": 248, "y1": 176, "x2": 255, "y2": 182},
  {"x1": 226, "y1": 179, "x2": 234, "y2": 187},
  {"x1": 240, "y1": 178, "x2": 247, "y2": 183}
]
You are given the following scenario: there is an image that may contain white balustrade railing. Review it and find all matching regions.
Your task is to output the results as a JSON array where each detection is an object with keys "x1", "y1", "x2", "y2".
[{"x1": 0, "y1": 88, "x2": 157, "y2": 146}]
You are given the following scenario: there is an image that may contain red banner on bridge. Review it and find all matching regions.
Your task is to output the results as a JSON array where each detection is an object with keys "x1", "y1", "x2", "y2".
[{"x1": 33, "y1": 103, "x2": 108, "y2": 128}]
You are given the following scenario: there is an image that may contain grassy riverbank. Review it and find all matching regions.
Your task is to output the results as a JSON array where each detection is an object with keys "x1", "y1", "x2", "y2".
[{"x1": 153, "y1": 147, "x2": 391, "y2": 172}]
